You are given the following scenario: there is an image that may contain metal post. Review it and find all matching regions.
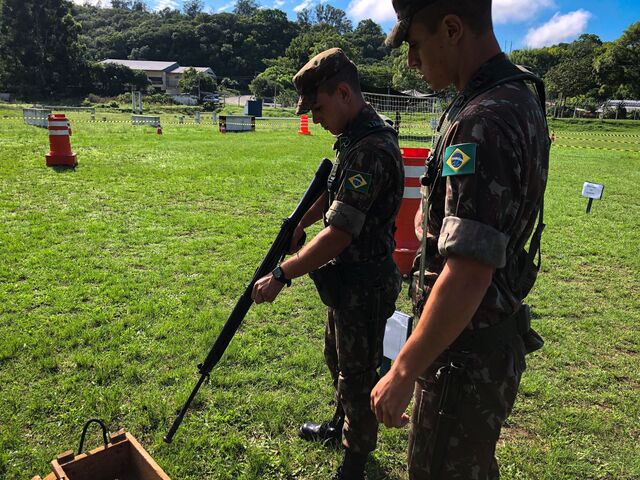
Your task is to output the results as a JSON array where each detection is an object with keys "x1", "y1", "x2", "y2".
[{"x1": 586, "y1": 198, "x2": 593, "y2": 214}]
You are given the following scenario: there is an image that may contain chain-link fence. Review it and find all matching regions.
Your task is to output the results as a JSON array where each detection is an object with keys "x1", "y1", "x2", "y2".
[{"x1": 550, "y1": 99, "x2": 640, "y2": 120}]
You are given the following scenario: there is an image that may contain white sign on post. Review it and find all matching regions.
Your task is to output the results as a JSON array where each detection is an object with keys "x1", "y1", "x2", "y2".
[
  {"x1": 582, "y1": 182, "x2": 604, "y2": 200},
  {"x1": 383, "y1": 310, "x2": 412, "y2": 361},
  {"x1": 581, "y1": 181, "x2": 604, "y2": 214}
]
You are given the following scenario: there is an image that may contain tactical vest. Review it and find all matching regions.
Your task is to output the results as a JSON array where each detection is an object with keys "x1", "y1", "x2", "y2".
[
  {"x1": 327, "y1": 115, "x2": 398, "y2": 200},
  {"x1": 326, "y1": 111, "x2": 401, "y2": 263},
  {"x1": 425, "y1": 55, "x2": 549, "y2": 300}
]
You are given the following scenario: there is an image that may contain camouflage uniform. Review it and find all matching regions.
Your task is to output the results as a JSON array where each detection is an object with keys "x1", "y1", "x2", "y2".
[
  {"x1": 293, "y1": 48, "x2": 405, "y2": 457},
  {"x1": 321, "y1": 103, "x2": 404, "y2": 454},
  {"x1": 405, "y1": 53, "x2": 550, "y2": 479}
]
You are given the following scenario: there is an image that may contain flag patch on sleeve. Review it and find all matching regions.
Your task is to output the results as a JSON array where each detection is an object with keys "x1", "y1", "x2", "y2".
[
  {"x1": 345, "y1": 170, "x2": 372, "y2": 193},
  {"x1": 442, "y1": 143, "x2": 477, "y2": 177}
]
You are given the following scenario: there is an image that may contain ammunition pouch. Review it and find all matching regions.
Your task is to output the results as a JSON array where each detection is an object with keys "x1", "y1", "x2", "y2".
[
  {"x1": 449, "y1": 304, "x2": 544, "y2": 355},
  {"x1": 309, "y1": 257, "x2": 398, "y2": 309},
  {"x1": 309, "y1": 262, "x2": 343, "y2": 308}
]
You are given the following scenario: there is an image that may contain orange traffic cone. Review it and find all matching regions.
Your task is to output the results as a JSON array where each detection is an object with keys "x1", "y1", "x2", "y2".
[
  {"x1": 392, "y1": 147, "x2": 430, "y2": 276},
  {"x1": 297, "y1": 114, "x2": 311, "y2": 135},
  {"x1": 45, "y1": 114, "x2": 77, "y2": 167}
]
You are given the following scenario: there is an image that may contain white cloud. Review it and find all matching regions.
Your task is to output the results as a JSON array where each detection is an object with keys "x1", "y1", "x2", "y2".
[
  {"x1": 273, "y1": 0, "x2": 285, "y2": 7},
  {"x1": 218, "y1": 1, "x2": 236, "y2": 12},
  {"x1": 346, "y1": 0, "x2": 396, "y2": 24},
  {"x1": 524, "y1": 10, "x2": 591, "y2": 48},
  {"x1": 70, "y1": 0, "x2": 112, "y2": 6},
  {"x1": 492, "y1": 0, "x2": 555, "y2": 24},
  {"x1": 293, "y1": 0, "x2": 313, "y2": 13},
  {"x1": 154, "y1": 0, "x2": 180, "y2": 10}
]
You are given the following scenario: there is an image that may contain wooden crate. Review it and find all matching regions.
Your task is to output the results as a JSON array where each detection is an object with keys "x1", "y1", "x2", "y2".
[{"x1": 33, "y1": 430, "x2": 170, "y2": 480}]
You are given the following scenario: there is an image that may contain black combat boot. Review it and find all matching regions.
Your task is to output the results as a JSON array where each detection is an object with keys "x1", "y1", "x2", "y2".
[
  {"x1": 333, "y1": 450, "x2": 367, "y2": 480},
  {"x1": 299, "y1": 410, "x2": 344, "y2": 444}
]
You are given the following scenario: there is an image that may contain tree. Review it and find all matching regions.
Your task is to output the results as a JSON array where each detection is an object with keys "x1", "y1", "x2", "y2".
[
  {"x1": 510, "y1": 47, "x2": 562, "y2": 78},
  {"x1": 358, "y1": 61, "x2": 394, "y2": 90},
  {"x1": 390, "y1": 44, "x2": 427, "y2": 92},
  {"x1": 296, "y1": 4, "x2": 352, "y2": 35},
  {"x1": 284, "y1": 28, "x2": 354, "y2": 70},
  {"x1": 0, "y1": 0, "x2": 87, "y2": 97},
  {"x1": 91, "y1": 62, "x2": 150, "y2": 95},
  {"x1": 594, "y1": 21, "x2": 640, "y2": 99},
  {"x1": 348, "y1": 20, "x2": 388, "y2": 64},
  {"x1": 544, "y1": 34, "x2": 602, "y2": 98},
  {"x1": 111, "y1": 0, "x2": 132, "y2": 9},
  {"x1": 233, "y1": 0, "x2": 259, "y2": 16},
  {"x1": 183, "y1": 0, "x2": 203, "y2": 18},
  {"x1": 178, "y1": 68, "x2": 216, "y2": 96}
]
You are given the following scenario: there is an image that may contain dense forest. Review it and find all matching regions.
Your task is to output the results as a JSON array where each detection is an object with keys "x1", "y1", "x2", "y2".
[{"x1": 0, "y1": 0, "x2": 638, "y2": 110}]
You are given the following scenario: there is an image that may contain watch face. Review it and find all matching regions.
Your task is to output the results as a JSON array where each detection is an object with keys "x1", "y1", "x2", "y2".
[{"x1": 273, "y1": 266, "x2": 284, "y2": 281}]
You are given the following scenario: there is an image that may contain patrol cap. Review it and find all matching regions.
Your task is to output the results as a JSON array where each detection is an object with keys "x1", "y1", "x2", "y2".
[
  {"x1": 386, "y1": 0, "x2": 439, "y2": 49},
  {"x1": 292, "y1": 48, "x2": 357, "y2": 115}
]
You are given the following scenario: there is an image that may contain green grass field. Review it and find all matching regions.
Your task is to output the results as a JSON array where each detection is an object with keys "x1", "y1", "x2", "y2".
[{"x1": 0, "y1": 107, "x2": 639, "y2": 479}]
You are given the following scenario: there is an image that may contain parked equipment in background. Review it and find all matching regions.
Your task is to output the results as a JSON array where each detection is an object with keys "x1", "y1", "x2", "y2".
[
  {"x1": 393, "y1": 147, "x2": 430, "y2": 276},
  {"x1": 45, "y1": 114, "x2": 77, "y2": 168},
  {"x1": 218, "y1": 115, "x2": 255, "y2": 132},
  {"x1": 132, "y1": 115, "x2": 161, "y2": 127},
  {"x1": 132, "y1": 90, "x2": 143, "y2": 114},
  {"x1": 244, "y1": 99, "x2": 263, "y2": 117},
  {"x1": 32, "y1": 419, "x2": 171, "y2": 480},
  {"x1": 23, "y1": 108, "x2": 51, "y2": 128},
  {"x1": 164, "y1": 158, "x2": 333, "y2": 443}
]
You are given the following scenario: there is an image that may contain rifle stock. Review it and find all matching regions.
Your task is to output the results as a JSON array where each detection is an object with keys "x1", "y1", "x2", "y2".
[{"x1": 164, "y1": 158, "x2": 333, "y2": 443}]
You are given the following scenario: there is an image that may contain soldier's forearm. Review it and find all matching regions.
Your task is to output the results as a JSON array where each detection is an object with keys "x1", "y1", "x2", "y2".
[
  {"x1": 392, "y1": 255, "x2": 493, "y2": 382},
  {"x1": 281, "y1": 225, "x2": 351, "y2": 279},
  {"x1": 299, "y1": 192, "x2": 328, "y2": 229}
]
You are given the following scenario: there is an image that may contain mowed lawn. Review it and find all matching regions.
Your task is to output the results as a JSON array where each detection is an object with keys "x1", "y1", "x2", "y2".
[{"x1": 0, "y1": 110, "x2": 638, "y2": 479}]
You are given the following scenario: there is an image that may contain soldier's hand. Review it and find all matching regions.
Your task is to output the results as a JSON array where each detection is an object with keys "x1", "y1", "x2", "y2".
[
  {"x1": 251, "y1": 274, "x2": 284, "y2": 304},
  {"x1": 370, "y1": 369, "x2": 413, "y2": 428}
]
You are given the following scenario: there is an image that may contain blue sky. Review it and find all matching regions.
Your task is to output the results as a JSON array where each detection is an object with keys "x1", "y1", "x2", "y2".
[{"x1": 76, "y1": 0, "x2": 639, "y2": 50}]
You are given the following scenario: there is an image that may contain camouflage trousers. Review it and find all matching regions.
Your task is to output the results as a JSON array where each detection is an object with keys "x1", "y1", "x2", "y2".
[
  {"x1": 407, "y1": 350, "x2": 524, "y2": 479},
  {"x1": 324, "y1": 286, "x2": 398, "y2": 454}
]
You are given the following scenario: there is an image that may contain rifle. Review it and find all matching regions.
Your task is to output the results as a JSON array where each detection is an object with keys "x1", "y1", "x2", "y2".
[{"x1": 164, "y1": 158, "x2": 333, "y2": 443}]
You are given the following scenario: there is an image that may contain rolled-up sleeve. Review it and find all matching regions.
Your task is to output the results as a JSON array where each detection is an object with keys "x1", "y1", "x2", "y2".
[
  {"x1": 439, "y1": 110, "x2": 523, "y2": 268},
  {"x1": 327, "y1": 147, "x2": 392, "y2": 237},
  {"x1": 325, "y1": 200, "x2": 366, "y2": 236},
  {"x1": 438, "y1": 216, "x2": 508, "y2": 268}
]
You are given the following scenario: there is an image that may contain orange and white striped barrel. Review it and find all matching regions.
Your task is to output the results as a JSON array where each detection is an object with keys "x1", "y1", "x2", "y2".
[
  {"x1": 297, "y1": 114, "x2": 311, "y2": 135},
  {"x1": 45, "y1": 114, "x2": 77, "y2": 167},
  {"x1": 393, "y1": 147, "x2": 430, "y2": 276}
]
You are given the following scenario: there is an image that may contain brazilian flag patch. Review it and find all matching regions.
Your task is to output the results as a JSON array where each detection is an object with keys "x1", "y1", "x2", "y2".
[
  {"x1": 345, "y1": 169, "x2": 372, "y2": 193},
  {"x1": 442, "y1": 143, "x2": 477, "y2": 177}
]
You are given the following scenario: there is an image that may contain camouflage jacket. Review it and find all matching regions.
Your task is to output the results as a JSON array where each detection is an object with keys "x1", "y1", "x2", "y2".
[
  {"x1": 421, "y1": 54, "x2": 549, "y2": 327},
  {"x1": 324, "y1": 104, "x2": 404, "y2": 264}
]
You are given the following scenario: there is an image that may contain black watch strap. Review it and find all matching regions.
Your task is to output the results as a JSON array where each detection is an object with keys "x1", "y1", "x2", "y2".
[{"x1": 271, "y1": 266, "x2": 291, "y2": 287}]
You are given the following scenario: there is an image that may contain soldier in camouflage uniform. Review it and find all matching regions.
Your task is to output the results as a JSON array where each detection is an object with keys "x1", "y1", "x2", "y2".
[
  {"x1": 370, "y1": 1, "x2": 549, "y2": 479},
  {"x1": 252, "y1": 48, "x2": 404, "y2": 479}
]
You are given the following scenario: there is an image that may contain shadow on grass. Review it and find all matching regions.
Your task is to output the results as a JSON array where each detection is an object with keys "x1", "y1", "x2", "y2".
[
  {"x1": 50, "y1": 165, "x2": 77, "y2": 173},
  {"x1": 366, "y1": 455, "x2": 395, "y2": 480}
]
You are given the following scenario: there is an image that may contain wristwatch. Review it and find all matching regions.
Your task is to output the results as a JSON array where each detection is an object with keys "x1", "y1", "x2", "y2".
[{"x1": 271, "y1": 265, "x2": 291, "y2": 287}]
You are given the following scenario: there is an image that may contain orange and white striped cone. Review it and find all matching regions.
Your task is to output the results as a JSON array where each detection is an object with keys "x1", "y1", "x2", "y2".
[
  {"x1": 392, "y1": 147, "x2": 430, "y2": 276},
  {"x1": 45, "y1": 114, "x2": 77, "y2": 167},
  {"x1": 297, "y1": 114, "x2": 311, "y2": 135}
]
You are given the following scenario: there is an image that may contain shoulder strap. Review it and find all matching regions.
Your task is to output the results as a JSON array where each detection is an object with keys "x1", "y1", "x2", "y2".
[
  {"x1": 437, "y1": 56, "x2": 549, "y2": 275},
  {"x1": 336, "y1": 122, "x2": 398, "y2": 162}
]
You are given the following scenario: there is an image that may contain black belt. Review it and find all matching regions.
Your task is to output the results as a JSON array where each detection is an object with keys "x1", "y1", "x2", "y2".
[{"x1": 449, "y1": 305, "x2": 531, "y2": 354}]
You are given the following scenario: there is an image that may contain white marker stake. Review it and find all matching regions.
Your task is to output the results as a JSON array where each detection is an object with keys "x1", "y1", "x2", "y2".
[{"x1": 582, "y1": 181, "x2": 604, "y2": 214}]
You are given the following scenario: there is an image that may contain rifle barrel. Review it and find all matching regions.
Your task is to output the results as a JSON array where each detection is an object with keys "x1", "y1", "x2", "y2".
[{"x1": 164, "y1": 158, "x2": 332, "y2": 443}]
